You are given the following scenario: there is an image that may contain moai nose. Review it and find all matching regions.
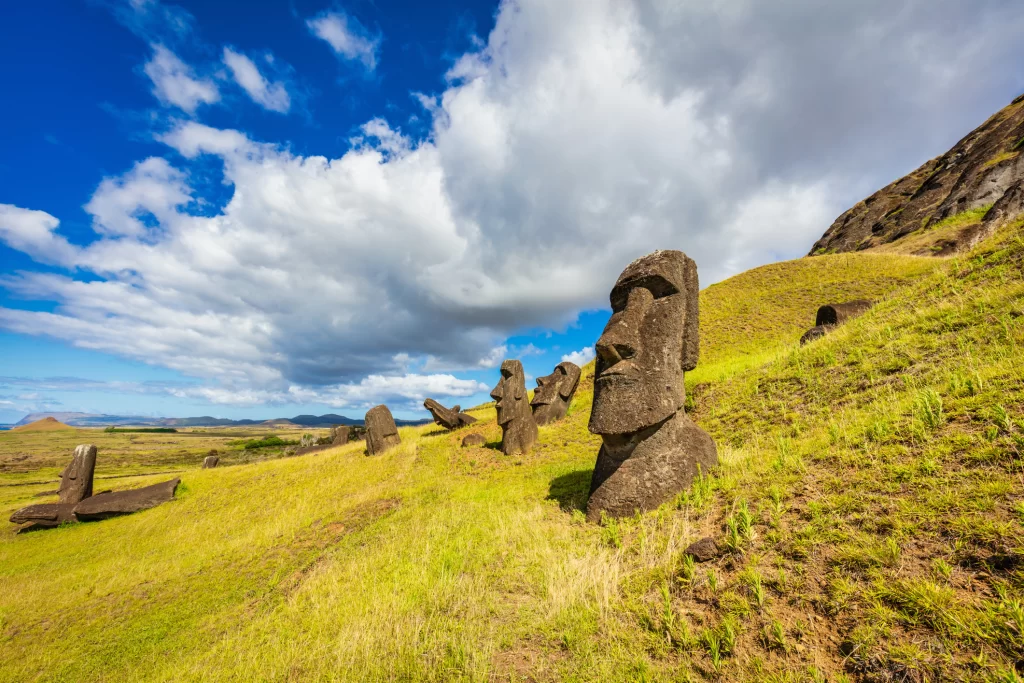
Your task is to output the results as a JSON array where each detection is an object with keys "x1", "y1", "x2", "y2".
[{"x1": 596, "y1": 287, "x2": 653, "y2": 365}]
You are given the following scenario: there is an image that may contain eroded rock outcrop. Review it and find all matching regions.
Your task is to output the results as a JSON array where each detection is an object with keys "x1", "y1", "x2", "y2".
[
  {"x1": 365, "y1": 405, "x2": 401, "y2": 455},
  {"x1": 531, "y1": 362, "x2": 581, "y2": 426},
  {"x1": 587, "y1": 250, "x2": 718, "y2": 522},
  {"x1": 489, "y1": 360, "x2": 538, "y2": 455}
]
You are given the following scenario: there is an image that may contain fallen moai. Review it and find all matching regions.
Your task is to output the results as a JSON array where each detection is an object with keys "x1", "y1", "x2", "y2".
[
  {"x1": 365, "y1": 405, "x2": 401, "y2": 455},
  {"x1": 530, "y1": 361, "x2": 581, "y2": 425},
  {"x1": 800, "y1": 299, "x2": 874, "y2": 344},
  {"x1": 489, "y1": 359, "x2": 538, "y2": 455},
  {"x1": 9, "y1": 445, "x2": 180, "y2": 532},
  {"x1": 423, "y1": 398, "x2": 477, "y2": 431},
  {"x1": 587, "y1": 250, "x2": 718, "y2": 522}
]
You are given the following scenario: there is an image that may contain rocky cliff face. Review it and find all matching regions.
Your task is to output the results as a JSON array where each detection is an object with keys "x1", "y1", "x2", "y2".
[{"x1": 810, "y1": 95, "x2": 1024, "y2": 257}]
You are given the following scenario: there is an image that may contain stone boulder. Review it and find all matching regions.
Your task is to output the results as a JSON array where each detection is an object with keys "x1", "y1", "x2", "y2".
[
  {"x1": 424, "y1": 398, "x2": 477, "y2": 431},
  {"x1": 489, "y1": 360, "x2": 538, "y2": 455},
  {"x1": 58, "y1": 444, "x2": 96, "y2": 505},
  {"x1": 72, "y1": 478, "x2": 180, "y2": 521},
  {"x1": 461, "y1": 433, "x2": 486, "y2": 447},
  {"x1": 365, "y1": 405, "x2": 401, "y2": 455}
]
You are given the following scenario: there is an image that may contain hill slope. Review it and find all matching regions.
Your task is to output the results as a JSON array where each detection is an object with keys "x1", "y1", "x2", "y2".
[
  {"x1": 810, "y1": 94, "x2": 1024, "y2": 257},
  {"x1": 0, "y1": 226, "x2": 1021, "y2": 681},
  {"x1": 10, "y1": 417, "x2": 74, "y2": 432}
]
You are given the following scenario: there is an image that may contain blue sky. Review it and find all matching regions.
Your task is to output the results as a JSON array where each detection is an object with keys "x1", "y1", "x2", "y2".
[{"x1": 1, "y1": 0, "x2": 1022, "y2": 422}]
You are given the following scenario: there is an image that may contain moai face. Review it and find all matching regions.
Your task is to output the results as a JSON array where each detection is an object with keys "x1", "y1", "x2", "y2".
[
  {"x1": 588, "y1": 250, "x2": 699, "y2": 436},
  {"x1": 424, "y1": 398, "x2": 455, "y2": 427},
  {"x1": 531, "y1": 362, "x2": 582, "y2": 424},
  {"x1": 490, "y1": 360, "x2": 529, "y2": 426}
]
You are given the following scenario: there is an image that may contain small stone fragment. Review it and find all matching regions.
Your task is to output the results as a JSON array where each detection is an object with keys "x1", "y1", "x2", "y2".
[{"x1": 683, "y1": 537, "x2": 720, "y2": 563}]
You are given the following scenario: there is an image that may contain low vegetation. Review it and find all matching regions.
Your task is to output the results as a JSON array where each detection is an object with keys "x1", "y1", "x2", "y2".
[
  {"x1": 103, "y1": 427, "x2": 179, "y2": 433},
  {"x1": 0, "y1": 225, "x2": 1021, "y2": 681}
]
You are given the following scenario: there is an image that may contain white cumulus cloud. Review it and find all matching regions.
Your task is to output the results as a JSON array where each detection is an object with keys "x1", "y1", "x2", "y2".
[
  {"x1": 222, "y1": 47, "x2": 291, "y2": 113},
  {"x1": 307, "y1": 10, "x2": 380, "y2": 71},
  {"x1": 562, "y1": 347, "x2": 595, "y2": 367},
  {"x1": 143, "y1": 44, "x2": 219, "y2": 113}
]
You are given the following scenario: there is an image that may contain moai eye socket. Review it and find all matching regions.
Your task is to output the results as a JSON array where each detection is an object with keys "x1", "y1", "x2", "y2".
[{"x1": 610, "y1": 275, "x2": 679, "y2": 312}]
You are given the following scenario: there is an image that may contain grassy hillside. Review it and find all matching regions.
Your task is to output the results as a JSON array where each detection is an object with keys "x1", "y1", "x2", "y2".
[{"x1": 0, "y1": 236, "x2": 1021, "y2": 681}]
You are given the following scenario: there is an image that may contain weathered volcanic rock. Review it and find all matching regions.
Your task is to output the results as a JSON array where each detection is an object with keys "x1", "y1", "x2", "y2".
[
  {"x1": 9, "y1": 503, "x2": 77, "y2": 532},
  {"x1": 489, "y1": 360, "x2": 538, "y2": 455},
  {"x1": 683, "y1": 537, "x2": 721, "y2": 563},
  {"x1": 461, "y1": 433, "x2": 486, "y2": 447},
  {"x1": 365, "y1": 405, "x2": 401, "y2": 455},
  {"x1": 799, "y1": 325, "x2": 831, "y2": 345},
  {"x1": 587, "y1": 250, "x2": 718, "y2": 522},
  {"x1": 809, "y1": 95, "x2": 1024, "y2": 257},
  {"x1": 72, "y1": 478, "x2": 180, "y2": 521},
  {"x1": 58, "y1": 444, "x2": 96, "y2": 505},
  {"x1": 202, "y1": 455, "x2": 219, "y2": 469},
  {"x1": 531, "y1": 362, "x2": 582, "y2": 426},
  {"x1": 424, "y1": 399, "x2": 477, "y2": 431}
]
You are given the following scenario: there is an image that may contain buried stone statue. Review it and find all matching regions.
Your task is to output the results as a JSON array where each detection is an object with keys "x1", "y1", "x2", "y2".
[
  {"x1": 586, "y1": 250, "x2": 718, "y2": 522},
  {"x1": 530, "y1": 361, "x2": 581, "y2": 426},
  {"x1": 490, "y1": 360, "x2": 538, "y2": 455},
  {"x1": 365, "y1": 404, "x2": 402, "y2": 455}
]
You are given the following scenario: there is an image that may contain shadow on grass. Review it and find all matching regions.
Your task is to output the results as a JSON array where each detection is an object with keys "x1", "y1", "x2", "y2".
[{"x1": 547, "y1": 469, "x2": 592, "y2": 512}]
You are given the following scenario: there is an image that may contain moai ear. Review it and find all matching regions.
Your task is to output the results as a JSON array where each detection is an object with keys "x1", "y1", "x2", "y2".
[
  {"x1": 681, "y1": 254, "x2": 700, "y2": 372},
  {"x1": 558, "y1": 367, "x2": 580, "y2": 400},
  {"x1": 515, "y1": 380, "x2": 524, "y2": 401}
]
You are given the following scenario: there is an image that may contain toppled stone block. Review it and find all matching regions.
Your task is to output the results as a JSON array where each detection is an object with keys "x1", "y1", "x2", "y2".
[{"x1": 424, "y1": 398, "x2": 477, "y2": 431}]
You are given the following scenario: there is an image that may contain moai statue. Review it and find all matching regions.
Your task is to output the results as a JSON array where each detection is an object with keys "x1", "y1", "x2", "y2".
[
  {"x1": 330, "y1": 425, "x2": 350, "y2": 446},
  {"x1": 530, "y1": 361, "x2": 582, "y2": 425},
  {"x1": 423, "y1": 398, "x2": 477, "y2": 431},
  {"x1": 800, "y1": 299, "x2": 874, "y2": 345},
  {"x1": 586, "y1": 250, "x2": 718, "y2": 522},
  {"x1": 489, "y1": 360, "x2": 538, "y2": 455},
  {"x1": 365, "y1": 405, "x2": 401, "y2": 455},
  {"x1": 59, "y1": 444, "x2": 97, "y2": 505},
  {"x1": 202, "y1": 455, "x2": 219, "y2": 469}
]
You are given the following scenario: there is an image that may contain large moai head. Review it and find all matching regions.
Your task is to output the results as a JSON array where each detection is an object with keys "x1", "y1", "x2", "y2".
[
  {"x1": 365, "y1": 405, "x2": 401, "y2": 455},
  {"x1": 58, "y1": 444, "x2": 97, "y2": 505},
  {"x1": 531, "y1": 361, "x2": 582, "y2": 425},
  {"x1": 489, "y1": 360, "x2": 538, "y2": 454},
  {"x1": 424, "y1": 398, "x2": 459, "y2": 430},
  {"x1": 589, "y1": 250, "x2": 699, "y2": 436}
]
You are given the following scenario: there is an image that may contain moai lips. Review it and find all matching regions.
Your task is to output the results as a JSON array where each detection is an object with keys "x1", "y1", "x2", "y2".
[
  {"x1": 586, "y1": 250, "x2": 718, "y2": 522},
  {"x1": 530, "y1": 361, "x2": 581, "y2": 426},
  {"x1": 489, "y1": 360, "x2": 538, "y2": 455}
]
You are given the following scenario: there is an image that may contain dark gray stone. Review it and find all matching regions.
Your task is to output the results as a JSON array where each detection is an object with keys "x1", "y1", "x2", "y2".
[
  {"x1": 424, "y1": 398, "x2": 477, "y2": 431},
  {"x1": 461, "y1": 433, "x2": 486, "y2": 447},
  {"x1": 490, "y1": 360, "x2": 538, "y2": 455},
  {"x1": 683, "y1": 537, "x2": 720, "y2": 562},
  {"x1": 531, "y1": 362, "x2": 582, "y2": 426},
  {"x1": 58, "y1": 444, "x2": 96, "y2": 505},
  {"x1": 365, "y1": 405, "x2": 401, "y2": 455},
  {"x1": 800, "y1": 325, "x2": 832, "y2": 345},
  {"x1": 587, "y1": 250, "x2": 718, "y2": 522},
  {"x1": 815, "y1": 300, "x2": 873, "y2": 327},
  {"x1": 72, "y1": 478, "x2": 180, "y2": 521},
  {"x1": 9, "y1": 503, "x2": 77, "y2": 531}
]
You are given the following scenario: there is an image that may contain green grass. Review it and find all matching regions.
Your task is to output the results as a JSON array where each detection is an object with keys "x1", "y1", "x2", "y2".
[{"x1": 1, "y1": 224, "x2": 1022, "y2": 681}]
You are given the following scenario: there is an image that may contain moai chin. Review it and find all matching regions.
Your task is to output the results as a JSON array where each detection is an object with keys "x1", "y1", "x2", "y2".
[
  {"x1": 489, "y1": 360, "x2": 538, "y2": 455},
  {"x1": 423, "y1": 398, "x2": 478, "y2": 431},
  {"x1": 58, "y1": 444, "x2": 97, "y2": 505},
  {"x1": 530, "y1": 361, "x2": 582, "y2": 426},
  {"x1": 365, "y1": 405, "x2": 402, "y2": 456},
  {"x1": 586, "y1": 250, "x2": 718, "y2": 522}
]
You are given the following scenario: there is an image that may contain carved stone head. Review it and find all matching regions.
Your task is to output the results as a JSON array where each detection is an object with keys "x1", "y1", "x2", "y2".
[
  {"x1": 365, "y1": 404, "x2": 401, "y2": 455},
  {"x1": 490, "y1": 360, "x2": 529, "y2": 426},
  {"x1": 58, "y1": 444, "x2": 97, "y2": 505},
  {"x1": 423, "y1": 398, "x2": 476, "y2": 430},
  {"x1": 531, "y1": 361, "x2": 582, "y2": 425},
  {"x1": 588, "y1": 250, "x2": 699, "y2": 436},
  {"x1": 489, "y1": 359, "x2": 538, "y2": 454}
]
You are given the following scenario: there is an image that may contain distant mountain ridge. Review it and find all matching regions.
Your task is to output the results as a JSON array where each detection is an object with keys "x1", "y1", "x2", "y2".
[{"x1": 14, "y1": 412, "x2": 428, "y2": 428}]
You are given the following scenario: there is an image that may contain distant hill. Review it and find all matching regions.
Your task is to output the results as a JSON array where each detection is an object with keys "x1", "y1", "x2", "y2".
[
  {"x1": 810, "y1": 93, "x2": 1024, "y2": 256},
  {"x1": 11, "y1": 417, "x2": 75, "y2": 432},
  {"x1": 15, "y1": 412, "x2": 429, "y2": 428}
]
